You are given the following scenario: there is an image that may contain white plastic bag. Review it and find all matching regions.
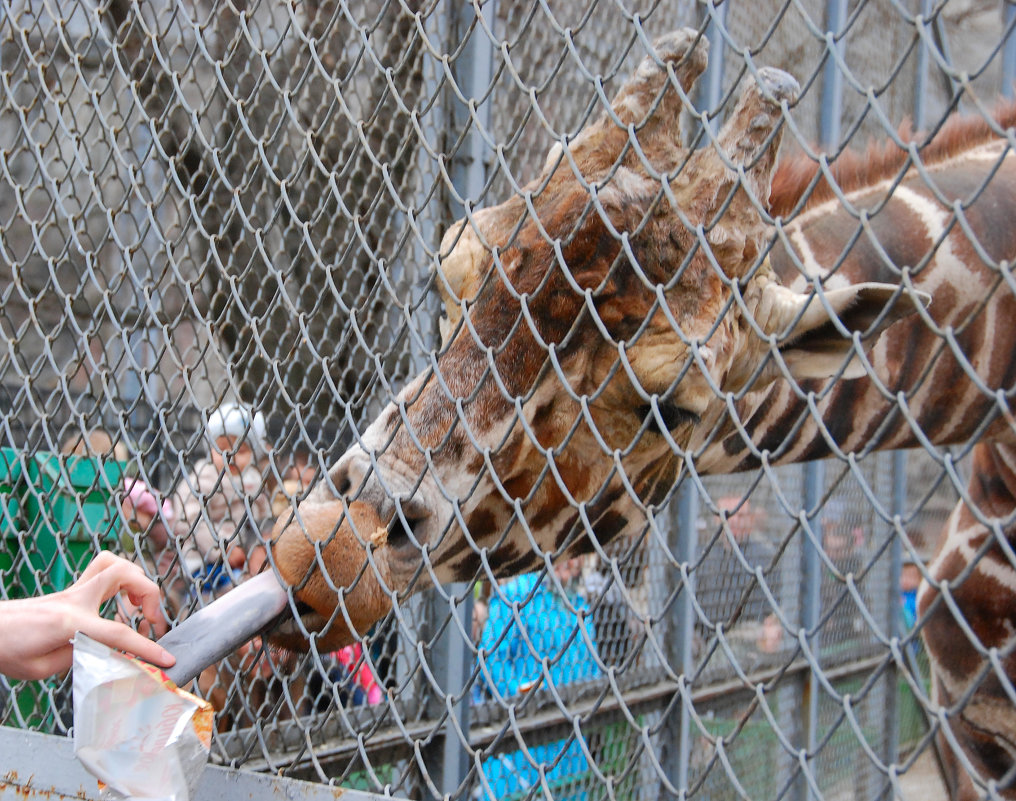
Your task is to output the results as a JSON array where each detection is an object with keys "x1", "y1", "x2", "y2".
[{"x1": 73, "y1": 632, "x2": 213, "y2": 801}]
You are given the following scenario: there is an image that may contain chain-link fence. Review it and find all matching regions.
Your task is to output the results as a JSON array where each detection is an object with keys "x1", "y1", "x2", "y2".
[{"x1": 0, "y1": 0, "x2": 1011, "y2": 799}]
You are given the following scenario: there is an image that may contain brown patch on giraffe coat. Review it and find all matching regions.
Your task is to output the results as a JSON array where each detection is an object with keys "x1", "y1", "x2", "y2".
[{"x1": 741, "y1": 152, "x2": 1016, "y2": 467}]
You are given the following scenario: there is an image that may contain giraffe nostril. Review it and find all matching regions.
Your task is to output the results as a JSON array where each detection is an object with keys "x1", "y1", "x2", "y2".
[
  {"x1": 386, "y1": 514, "x2": 412, "y2": 550},
  {"x1": 329, "y1": 463, "x2": 353, "y2": 497},
  {"x1": 386, "y1": 497, "x2": 428, "y2": 551}
]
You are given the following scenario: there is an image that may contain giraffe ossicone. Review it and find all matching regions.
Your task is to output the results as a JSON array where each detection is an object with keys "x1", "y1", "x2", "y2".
[{"x1": 267, "y1": 29, "x2": 925, "y2": 652}]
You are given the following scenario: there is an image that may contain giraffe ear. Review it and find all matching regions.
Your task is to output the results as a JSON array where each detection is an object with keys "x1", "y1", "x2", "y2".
[
  {"x1": 435, "y1": 219, "x2": 488, "y2": 345},
  {"x1": 757, "y1": 281, "x2": 930, "y2": 380}
]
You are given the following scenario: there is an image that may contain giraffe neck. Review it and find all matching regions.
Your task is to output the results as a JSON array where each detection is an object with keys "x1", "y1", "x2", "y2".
[{"x1": 696, "y1": 140, "x2": 1016, "y2": 475}]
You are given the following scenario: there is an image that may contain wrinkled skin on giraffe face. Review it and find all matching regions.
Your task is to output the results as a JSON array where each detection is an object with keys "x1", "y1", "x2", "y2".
[{"x1": 268, "y1": 28, "x2": 926, "y2": 652}]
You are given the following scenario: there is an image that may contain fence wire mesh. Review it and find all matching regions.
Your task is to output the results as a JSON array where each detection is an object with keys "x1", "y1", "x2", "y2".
[{"x1": 0, "y1": 0, "x2": 1010, "y2": 799}]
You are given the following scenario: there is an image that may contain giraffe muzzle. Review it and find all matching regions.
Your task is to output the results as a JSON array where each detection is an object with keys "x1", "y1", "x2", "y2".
[{"x1": 267, "y1": 500, "x2": 395, "y2": 652}]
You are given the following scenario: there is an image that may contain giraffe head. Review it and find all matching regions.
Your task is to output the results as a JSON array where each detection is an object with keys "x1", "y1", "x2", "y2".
[{"x1": 269, "y1": 29, "x2": 925, "y2": 651}]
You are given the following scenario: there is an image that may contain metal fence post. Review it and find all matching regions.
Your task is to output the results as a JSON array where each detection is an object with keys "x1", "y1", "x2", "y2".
[
  {"x1": 797, "y1": 461, "x2": 825, "y2": 801},
  {"x1": 662, "y1": 478, "x2": 700, "y2": 795},
  {"x1": 882, "y1": 450, "x2": 908, "y2": 799},
  {"x1": 448, "y1": 3, "x2": 497, "y2": 216},
  {"x1": 420, "y1": 4, "x2": 496, "y2": 798},
  {"x1": 913, "y1": 0, "x2": 935, "y2": 129},
  {"x1": 699, "y1": 1, "x2": 728, "y2": 131},
  {"x1": 820, "y1": 0, "x2": 847, "y2": 149},
  {"x1": 1005, "y1": 2, "x2": 1016, "y2": 99},
  {"x1": 804, "y1": 4, "x2": 844, "y2": 788},
  {"x1": 423, "y1": 584, "x2": 476, "y2": 800}
]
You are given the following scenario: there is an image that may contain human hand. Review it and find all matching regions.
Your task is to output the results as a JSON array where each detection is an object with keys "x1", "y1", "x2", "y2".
[
  {"x1": 244, "y1": 544, "x2": 268, "y2": 575},
  {"x1": 121, "y1": 492, "x2": 155, "y2": 532},
  {"x1": 0, "y1": 551, "x2": 176, "y2": 680},
  {"x1": 226, "y1": 544, "x2": 247, "y2": 570},
  {"x1": 121, "y1": 479, "x2": 171, "y2": 548}
]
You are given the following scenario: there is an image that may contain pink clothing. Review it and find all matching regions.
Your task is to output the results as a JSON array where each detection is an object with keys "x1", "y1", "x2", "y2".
[
  {"x1": 334, "y1": 644, "x2": 382, "y2": 705},
  {"x1": 124, "y1": 478, "x2": 174, "y2": 522},
  {"x1": 170, "y1": 460, "x2": 273, "y2": 572}
]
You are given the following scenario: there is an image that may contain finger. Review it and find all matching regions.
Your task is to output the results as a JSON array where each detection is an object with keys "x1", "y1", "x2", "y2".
[
  {"x1": 77, "y1": 617, "x2": 175, "y2": 668},
  {"x1": 80, "y1": 557, "x2": 157, "y2": 609},
  {"x1": 114, "y1": 595, "x2": 143, "y2": 625},
  {"x1": 76, "y1": 550, "x2": 121, "y2": 583},
  {"x1": 125, "y1": 581, "x2": 168, "y2": 631},
  {"x1": 127, "y1": 601, "x2": 168, "y2": 638},
  {"x1": 115, "y1": 596, "x2": 160, "y2": 638},
  {"x1": 74, "y1": 559, "x2": 168, "y2": 636}
]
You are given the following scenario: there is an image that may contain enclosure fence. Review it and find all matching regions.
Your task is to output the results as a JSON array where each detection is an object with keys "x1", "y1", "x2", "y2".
[{"x1": 0, "y1": 1, "x2": 1012, "y2": 800}]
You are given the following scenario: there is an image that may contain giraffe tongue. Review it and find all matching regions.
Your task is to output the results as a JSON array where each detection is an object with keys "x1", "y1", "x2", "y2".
[{"x1": 156, "y1": 571, "x2": 290, "y2": 686}]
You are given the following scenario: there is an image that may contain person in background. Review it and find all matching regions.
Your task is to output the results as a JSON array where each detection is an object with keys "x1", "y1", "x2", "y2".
[
  {"x1": 175, "y1": 402, "x2": 275, "y2": 596},
  {"x1": 477, "y1": 557, "x2": 600, "y2": 698},
  {"x1": 122, "y1": 401, "x2": 275, "y2": 610},
  {"x1": 474, "y1": 558, "x2": 601, "y2": 801},
  {"x1": 696, "y1": 495, "x2": 783, "y2": 660},
  {"x1": 270, "y1": 439, "x2": 319, "y2": 519},
  {"x1": 0, "y1": 551, "x2": 173, "y2": 680},
  {"x1": 900, "y1": 555, "x2": 923, "y2": 631},
  {"x1": 327, "y1": 642, "x2": 383, "y2": 707},
  {"x1": 60, "y1": 428, "x2": 130, "y2": 462},
  {"x1": 119, "y1": 402, "x2": 277, "y2": 719}
]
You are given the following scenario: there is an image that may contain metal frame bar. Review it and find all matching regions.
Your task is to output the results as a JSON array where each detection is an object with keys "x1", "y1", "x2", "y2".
[
  {"x1": 819, "y1": 0, "x2": 847, "y2": 149},
  {"x1": 662, "y1": 479, "x2": 699, "y2": 791},
  {"x1": 0, "y1": 727, "x2": 403, "y2": 801},
  {"x1": 1006, "y1": 2, "x2": 1016, "y2": 99}
]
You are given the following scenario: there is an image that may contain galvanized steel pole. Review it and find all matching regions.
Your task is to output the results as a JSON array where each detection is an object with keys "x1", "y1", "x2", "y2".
[
  {"x1": 1005, "y1": 2, "x2": 1016, "y2": 98},
  {"x1": 798, "y1": 461, "x2": 825, "y2": 801},
  {"x1": 423, "y1": 3, "x2": 497, "y2": 797},
  {"x1": 819, "y1": 0, "x2": 847, "y2": 150}
]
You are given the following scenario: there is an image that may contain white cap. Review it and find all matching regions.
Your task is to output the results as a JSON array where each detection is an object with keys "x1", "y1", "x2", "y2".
[{"x1": 207, "y1": 402, "x2": 266, "y2": 456}]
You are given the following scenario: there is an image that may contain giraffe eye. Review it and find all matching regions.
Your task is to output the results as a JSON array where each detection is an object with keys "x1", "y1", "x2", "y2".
[{"x1": 639, "y1": 400, "x2": 701, "y2": 434}]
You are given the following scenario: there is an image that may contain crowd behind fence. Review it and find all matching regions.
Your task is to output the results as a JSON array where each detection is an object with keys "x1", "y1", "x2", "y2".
[{"x1": 0, "y1": 0, "x2": 1009, "y2": 799}]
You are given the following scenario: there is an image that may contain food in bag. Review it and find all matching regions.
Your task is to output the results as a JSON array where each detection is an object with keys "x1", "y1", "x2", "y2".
[{"x1": 73, "y1": 632, "x2": 213, "y2": 801}]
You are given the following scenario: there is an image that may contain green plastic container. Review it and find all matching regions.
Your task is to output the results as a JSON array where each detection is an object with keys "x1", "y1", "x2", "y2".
[
  {"x1": 0, "y1": 448, "x2": 128, "y2": 730},
  {"x1": 0, "y1": 449, "x2": 26, "y2": 539},
  {"x1": 0, "y1": 448, "x2": 127, "y2": 598}
]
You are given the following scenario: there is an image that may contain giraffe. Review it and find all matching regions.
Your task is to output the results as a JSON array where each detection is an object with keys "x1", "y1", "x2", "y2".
[
  {"x1": 259, "y1": 25, "x2": 990, "y2": 791},
  {"x1": 267, "y1": 28, "x2": 920, "y2": 651},
  {"x1": 692, "y1": 103, "x2": 1016, "y2": 801}
]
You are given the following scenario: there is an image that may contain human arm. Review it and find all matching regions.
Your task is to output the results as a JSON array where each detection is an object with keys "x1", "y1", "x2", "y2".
[{"x1": 0, "y1": 551, "x2": 176, "y2": 680}]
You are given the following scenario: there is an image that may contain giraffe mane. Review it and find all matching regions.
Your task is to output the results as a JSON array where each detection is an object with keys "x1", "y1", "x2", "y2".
[{"x1": 769, "y1": 98, "x2": 1016, "y2": 218}]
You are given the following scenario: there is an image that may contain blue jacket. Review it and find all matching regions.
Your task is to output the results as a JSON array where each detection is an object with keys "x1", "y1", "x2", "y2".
[{"x1": 476, "y1": 572, "x2": 601, "y2": 800}]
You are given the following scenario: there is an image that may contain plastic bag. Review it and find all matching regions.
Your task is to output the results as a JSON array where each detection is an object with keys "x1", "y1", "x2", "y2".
[{"x1": 73, "y1": 632, "x2": 213, "y2": 801}]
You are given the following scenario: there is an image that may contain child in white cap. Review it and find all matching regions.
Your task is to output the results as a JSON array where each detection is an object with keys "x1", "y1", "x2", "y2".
[
  {"x1": 178, "y1": 402, "x2": 273, "y2": 596},
  {"x1": 123, "y1": 402, "x2": 274, "y2": 609}
]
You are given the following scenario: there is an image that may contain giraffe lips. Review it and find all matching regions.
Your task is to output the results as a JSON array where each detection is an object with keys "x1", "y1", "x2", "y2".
[{"x1": 267, "y1": 500, "x2": 395, "y2": 652}]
